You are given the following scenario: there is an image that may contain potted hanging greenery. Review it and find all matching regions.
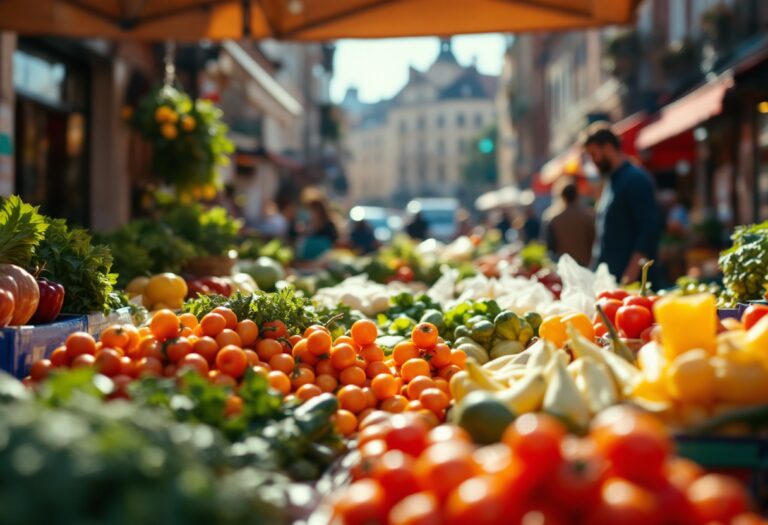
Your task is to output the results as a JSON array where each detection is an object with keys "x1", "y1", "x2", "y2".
[{"x1": 126, "y1": 84, "x2": 234, "y2": 193}]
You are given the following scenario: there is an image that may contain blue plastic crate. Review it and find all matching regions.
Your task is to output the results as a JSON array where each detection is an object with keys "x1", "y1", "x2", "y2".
[{"x1": 0, "y1": 315, "x2": 87, "y2": 378}]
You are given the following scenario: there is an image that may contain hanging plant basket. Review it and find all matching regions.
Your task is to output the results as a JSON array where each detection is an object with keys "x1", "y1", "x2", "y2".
[{"x1": 126, "y1": 85, "x2": 234, "y2": 191}]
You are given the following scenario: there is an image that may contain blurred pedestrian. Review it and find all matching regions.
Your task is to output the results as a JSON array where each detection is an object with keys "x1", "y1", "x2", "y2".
[
  {"x1": 582, "y1": 122, "x2": 661, "y2": 283},
  {"x1": 520, "y1": 207, "x2": 540, "y2": 243},
  {"x1": 349, "y1": 219, "x2": 379, "y2": 254},
  {"x1": 299, "y1": 199, "x2": 339, "y2": 260},
  {"x1": 495, "y1": 210, "x2": 512, "y2": 241},
  {"x1": 546, "y1": 182, "x2": 595, "y2": 267},
  {"x1": 406, "y1": 211, "x2": 429, "y2": 240},
  {"x1": 258, "y1": 201, "x2": 288, "y2": 239}
]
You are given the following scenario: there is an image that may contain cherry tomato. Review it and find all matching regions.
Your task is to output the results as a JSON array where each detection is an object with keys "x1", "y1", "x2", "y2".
[
  {"x1": 597, "y1": 289, "x2": 629, "y2": 301},
  {"x1": 595, "y1": 298, "x2": 623, "y2": 326},
  {"x1": 742, "y1": 304, "x2": 768, "y2": 330},
  {"x1": 615, "y1": 305, "x2": 653, "y2": 339},
  {"x1": 623, "y1": 294, "x2": 654, "y2": 313}
]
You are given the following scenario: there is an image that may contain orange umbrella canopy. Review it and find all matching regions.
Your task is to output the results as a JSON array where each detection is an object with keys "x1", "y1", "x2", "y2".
[{"x1": 0, "y1": 0, "x2": 642, "y2": 41}]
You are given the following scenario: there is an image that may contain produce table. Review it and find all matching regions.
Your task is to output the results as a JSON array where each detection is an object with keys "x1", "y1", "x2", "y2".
[{"x1": 2, "y1": 194, "x2": 768, "y2": 524}]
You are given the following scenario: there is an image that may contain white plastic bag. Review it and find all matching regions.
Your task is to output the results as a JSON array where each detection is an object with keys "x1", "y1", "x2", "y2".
[{"x1": 556, "y1": 255, "x2": 618, "y2": 318}]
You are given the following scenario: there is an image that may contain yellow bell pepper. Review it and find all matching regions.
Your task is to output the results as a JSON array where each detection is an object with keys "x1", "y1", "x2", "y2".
[{"x1": 653, "y1": 294, "x2": 716, "y2": 358}]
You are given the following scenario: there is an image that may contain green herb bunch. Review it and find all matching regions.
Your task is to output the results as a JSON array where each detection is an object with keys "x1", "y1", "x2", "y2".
[
  {"x1": 183, "y1": 288, "x2": 320, "y2": 334},
  {"x1": 32, "y1": 218, "x2": 122, "y2": 314}
]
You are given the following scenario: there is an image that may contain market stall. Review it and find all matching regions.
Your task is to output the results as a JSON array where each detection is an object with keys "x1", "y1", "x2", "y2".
[{"x1": 1, "y1": 0, "x2": 767, "y2": 524}]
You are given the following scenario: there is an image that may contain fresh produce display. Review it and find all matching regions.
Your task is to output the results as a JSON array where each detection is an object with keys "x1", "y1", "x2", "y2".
[
  {"x1": 450, "y1": 328, "x2": 641, "y2": 437},
  {"x1": 327, "y1": 408, "x2": 759, "y2": 525},
  {"x1": 718, "y1": 221, "x2": 768, "y2": 306},
  {"x1": 5, "y1": 186, "x2": 768, "y2": 524},
  {"x1": 634, "y1": 294, "x2": 768, "y2": 431}
]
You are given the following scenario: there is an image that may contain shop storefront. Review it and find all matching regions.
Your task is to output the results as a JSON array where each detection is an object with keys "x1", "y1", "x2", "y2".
[{"x1": 13, "y1": 38, "x2": 91, "y2": 226}]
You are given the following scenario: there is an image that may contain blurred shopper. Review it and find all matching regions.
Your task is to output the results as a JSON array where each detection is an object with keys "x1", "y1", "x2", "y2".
[
  {"x1": 258, "y1": 201, "x2": 288, "y2": 239},
  {"x1": 406, "y1": 212, "x2": 429, "y2": 240},
  {"x1": 520, "y1": 207, "x2": 541, "y2": 243},
  {"x1": 349, "y1": 219, "x2": 379, "y2": 254},
  {"x1": 546, "y1": 183, "x2": 595, "y2": 267},
  {"x1": 582, "y1": 122, "x2": 661, "y2": 283},
  {"x1": 299, "y1": 199, "x2": 339, "y2": 260},
  {"x1": 495, "y1": 210, "x2": 513, "y2": 241}
]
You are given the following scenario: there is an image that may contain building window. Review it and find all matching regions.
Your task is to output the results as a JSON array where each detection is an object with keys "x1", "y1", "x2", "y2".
[
  {"x1": 399, "y1": 120, "x2": 407, "y2": 134},
  {"x1": 437, "y1": 139, "x2": 445, "y2": 154},
  {"x1": 417, "y1": 115, "x2": 426, "y2": 130},
  {"x1": 436, "y1": 114, "x2": 445, "y2": 128},
  {"x1": 458, "y1": 138, "x2": 466, "y2": 152},
  {"x1": 457, "y1": 113, "x2": 465, "y2": 127},
  {"x1": 437, "y1": 164, "x2": 446, "y2": 182},
  {"x1": 474, "y1": 114, "x2": 484, "y2": 128}
]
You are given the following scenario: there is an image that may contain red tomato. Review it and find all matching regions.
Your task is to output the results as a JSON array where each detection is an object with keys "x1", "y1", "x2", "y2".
[
  {"x1": 615, "y1": 305, "x2": 653, "y2": 339},
  {"x1": 623, "y1": 294, "x2": 654, "y2": 313},
  {"x1": 591, "y1": 406, "x2": 670, "y2": 485},
  {"x1": 594, "y1": 323, "x2": 608, "y2": 338},
  {"x1": 261, "y1": 320, "x2": 287, "y2": 339},
  {"x1": 653, "y1": 480, "x2": 697, "y2": 525},
  {"x1": 332, "y1": 479, "x2": 388, "y2": 525},
  {"x1": 686, "y1": 474, "x2": 751, "y2": 524},
  {"x1": 549, "y1": 443, "x2": 607, "y2": 513},
  {"x1": 371, "y1": 450, "x2": 420, "y2": 506},
  {"x1": 444, "y1": 476, "x2": 508, "y2": 525},
  {"x1": 742, "y1": 304, "x2": 768, "y2": 330},
  {"x1": 585, "y1": 478, "x2": 659, "y2": 525},
  {"x1": 385, "y1": 414, "x2": 429, "y2": 457},
  {"x1": 597, "y1": 289, "x2": 629, "y2": 301},
  {"x1": 516, "y1": 502, "x2": 568, "y2": 525},
  {"x1": 414, "y1": 441, "x2": 480, "y2": 501},
  {"x1": 502, "y1": 413, "x2": 565, "y2": 486},
  {"x1": 595, "y1": 298, "x2": 623, "y2": 325}
]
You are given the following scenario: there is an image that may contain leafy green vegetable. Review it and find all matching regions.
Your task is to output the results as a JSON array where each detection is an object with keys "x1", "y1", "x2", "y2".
[
  {"x1": 96, "y1": 219, "x2": 196, "y2": 287},
  {"x1": 0, "y1": 195, "x2": 48, "y2": 267},
  {"x1": 32, "y1": 218, "x2": 121, "y2": 314},
  {"x1": 183, "y1": 288, "x2": 320, "y2": 334},
  {"x1": 160, "y1": 201, "x2": 242, "y2": 257}
]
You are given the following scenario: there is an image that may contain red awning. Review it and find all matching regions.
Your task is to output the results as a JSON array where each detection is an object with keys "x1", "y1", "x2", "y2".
[
  {"x1": 614, "y1": 111, "x2": 648, "y2": 158},
  {"x1": 636, "y1": 75, "x2": 734, "y2": 150}
]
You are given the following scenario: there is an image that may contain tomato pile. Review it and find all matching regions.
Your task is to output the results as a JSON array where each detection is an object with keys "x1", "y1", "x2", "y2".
[
  {"x1": 25, "y1": 309, "x2": 464, "y2": 428},
  {"x1": 331, "y1": 406, "x2": 760, "y2": 525}
]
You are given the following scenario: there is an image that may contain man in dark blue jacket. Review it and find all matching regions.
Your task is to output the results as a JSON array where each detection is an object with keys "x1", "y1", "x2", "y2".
[{"x1": 582, "y1": 122, "x2": 661, "y2": 284}]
